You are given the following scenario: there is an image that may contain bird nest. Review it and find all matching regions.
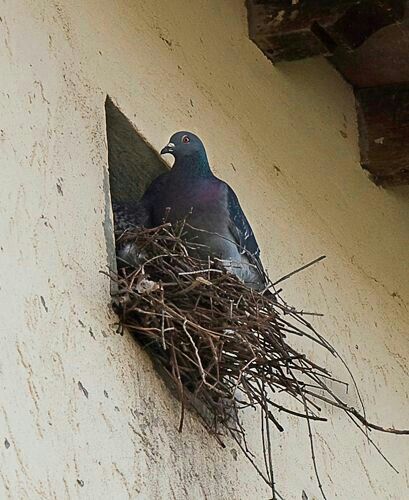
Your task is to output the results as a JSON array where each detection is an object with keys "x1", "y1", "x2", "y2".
[{"x1": 110, "y1": 223, "x2": 408, "y2": 499}]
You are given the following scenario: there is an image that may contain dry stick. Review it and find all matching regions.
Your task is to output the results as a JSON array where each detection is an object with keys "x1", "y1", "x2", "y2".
[
  {"x1": 170, "y1": 336, "x2": 185, "y2": 433},
  {"x1": 344, "y1": 413, "x2": 400, "y2": 474},
  {"x1": 179, "y1": 269, "x2": 223, "y2": 276},
  {"x1": 160, "y1": 289, "x2": 166, "y2": 350},
  {"x1": 272, "y1": 255, "x2": 326, "y2": 287},
  {"x1": 306, "y1": 372, "x2": 401, "y2": 473},
  {"x1": 304, "y1": 385, "x2": 409, "y2": 436},
  {"x1": 275, "y1": 296, "x2": 335, "y2": 354},
  {"x1": 302, "y1": 383, "x2": 402, "y2": 472},
  {"x1": 285, "y1": 304, "x2": 368, "y2": 423},
  {"x1": 291, "y1": 374, "x2": 328, "y2": 500},
  {"x1": 182, "y1": 320, "x2": 217, "y2": 391},
  {"x1": 261, "y1": 377, "x2": 276, "y2": 500},
  {"x1": 153, "y1": 325, "x2": 228, "y2": 399},
  {"x1": 260, "y1": 400, "x2": 272, "y2": 485},
  {"x1": 279, "y1": 295, "x2": 373, "y2": 446},
  {"x1": 229, "y1": 430, "x2": 286, "y2": 500}
]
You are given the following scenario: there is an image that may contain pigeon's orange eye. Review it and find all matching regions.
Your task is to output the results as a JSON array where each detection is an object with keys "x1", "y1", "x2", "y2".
[{"x1": 182, "y1": 135, "x2": 190, "y2": 144}]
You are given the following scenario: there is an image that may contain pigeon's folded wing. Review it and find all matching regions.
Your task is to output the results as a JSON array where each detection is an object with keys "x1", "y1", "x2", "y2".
[
  {"x1": 112, "y1": 172, "x2": 170, "y2": 231},
  {"x1": 140, "y1": 173, "x2": 169, "y2": 209},
  {"x1": 112, "y1": 200, "x2": 149, "y2": 232},
  {"x1": 225, "y1": 184, "x2": 264, "y2": 273}
]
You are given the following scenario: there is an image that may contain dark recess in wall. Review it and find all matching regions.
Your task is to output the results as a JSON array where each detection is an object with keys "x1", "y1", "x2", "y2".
[
  {"x1": 105, "y1": 96, "x2": 168, "y2": 203},
  {"x1": 103, "y1": 97, "x2": 214, "y2": 418}
]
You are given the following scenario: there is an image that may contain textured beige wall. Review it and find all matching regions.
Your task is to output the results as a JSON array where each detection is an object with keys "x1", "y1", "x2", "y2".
[{"x1": 1, "y1": 1, "x2": 409, "y2": 498}]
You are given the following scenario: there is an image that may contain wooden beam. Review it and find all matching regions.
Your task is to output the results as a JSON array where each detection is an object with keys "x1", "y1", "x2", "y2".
[
  {"x1": 246, "y1": 1, "x2": 409, "y2": 185},
  {"x1": 247, "y1": 0, "x2": 405, "y2": 62},
  {"x1": 328, "y1": 20, "x2": 409, "y2": 88},
  {"x1": 356, "y1": 85, "x2": 409, "y2": 186}
]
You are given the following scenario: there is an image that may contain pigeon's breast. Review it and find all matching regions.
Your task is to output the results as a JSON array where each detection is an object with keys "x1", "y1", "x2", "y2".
[
  {"x1": 150, "y1": 176, "x2": 233, "y2": 254},
  {"x1": 152, "y1": 177, "x2": 228, "y2": 227}
]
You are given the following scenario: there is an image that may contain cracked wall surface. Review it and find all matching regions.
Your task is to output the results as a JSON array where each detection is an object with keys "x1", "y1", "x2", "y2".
[{"x1": 0, "y1": 1, "x2": 409, "y2": 499}]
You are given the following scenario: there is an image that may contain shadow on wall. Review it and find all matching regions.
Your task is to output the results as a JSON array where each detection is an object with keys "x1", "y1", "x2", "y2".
[{"x1": 105, "y1": 95, "x2": 168, "y2": 203}]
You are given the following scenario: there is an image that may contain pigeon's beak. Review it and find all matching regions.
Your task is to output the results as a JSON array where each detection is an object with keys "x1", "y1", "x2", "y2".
[{"x1": 160, "y1": 142, "x2": 175, "y2": 155}]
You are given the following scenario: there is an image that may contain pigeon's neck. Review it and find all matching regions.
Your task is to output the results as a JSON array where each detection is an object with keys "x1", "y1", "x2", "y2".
[{"x1": 172, "y1": 152, "x2": 213, "y2": 178}]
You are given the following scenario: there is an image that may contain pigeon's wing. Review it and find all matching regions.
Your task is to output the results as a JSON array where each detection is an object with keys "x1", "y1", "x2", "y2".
[
  {"x1": 113, "y1": 172, "x2": 170, "y2": 269},
  {"x1": 139, "y1": 171, "x2": 170, "y2": 226},
  {"x1": 112, "y1": 200, "x2": 149, "y2": 232},
  {"x1": 140, "y1": 172, "x2": 169, "y2": 206},
  {"x1": 225, "y1": 183, "x2": 263, "y2": 269},
  {"x1": 112, "y1": 172, "x2": 169, "y2": 231}
]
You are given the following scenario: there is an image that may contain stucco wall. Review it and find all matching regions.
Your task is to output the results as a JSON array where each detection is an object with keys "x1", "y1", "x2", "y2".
[{"x1": 1, "y1": 1, "x2": 409, "y2": 498}]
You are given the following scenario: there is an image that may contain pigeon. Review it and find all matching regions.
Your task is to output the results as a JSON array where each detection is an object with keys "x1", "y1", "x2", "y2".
[{"x1": 142, "y1": 131, "x2": 267, "y2": 291}]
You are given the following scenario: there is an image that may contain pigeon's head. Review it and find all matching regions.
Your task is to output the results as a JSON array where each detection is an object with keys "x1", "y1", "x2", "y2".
[{"x1": 160, "y1": 131, "x2": 206, "y2": 161}]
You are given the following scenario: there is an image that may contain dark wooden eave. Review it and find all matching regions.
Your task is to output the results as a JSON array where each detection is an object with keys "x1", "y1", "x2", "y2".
[{"x1": 246, "y1": 0, "x2": 409, "y2": 186}]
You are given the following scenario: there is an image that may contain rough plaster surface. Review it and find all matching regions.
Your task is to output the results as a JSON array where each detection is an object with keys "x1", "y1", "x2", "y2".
[{"x1": 1, "y1": 1, "x2": 409, "y2": 498}]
